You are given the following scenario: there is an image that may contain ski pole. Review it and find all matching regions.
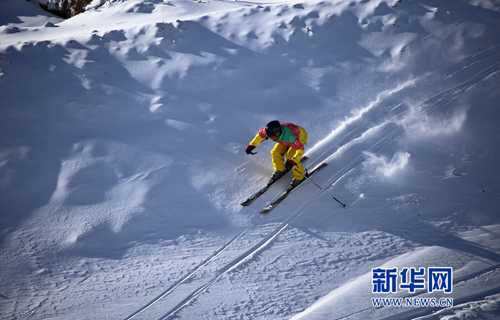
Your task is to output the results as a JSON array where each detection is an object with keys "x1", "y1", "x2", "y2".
[{"x1": 293, "y1": 167, "x2": 346, "y2": 208}]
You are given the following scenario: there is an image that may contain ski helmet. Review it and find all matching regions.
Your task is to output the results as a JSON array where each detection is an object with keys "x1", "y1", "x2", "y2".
[{"x1": 265, "y1": 120, "x2": 282, "y2": 140}]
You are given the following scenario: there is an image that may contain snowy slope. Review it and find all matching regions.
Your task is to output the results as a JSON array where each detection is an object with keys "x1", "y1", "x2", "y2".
[{"x1": 1, "y1": 0, "x2": 500, "y2": 319}]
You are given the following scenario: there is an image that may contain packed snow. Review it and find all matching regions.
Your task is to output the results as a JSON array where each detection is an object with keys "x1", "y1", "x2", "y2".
[{"x1": 1, "y1": 0, "x2": 500, "y2": 319}]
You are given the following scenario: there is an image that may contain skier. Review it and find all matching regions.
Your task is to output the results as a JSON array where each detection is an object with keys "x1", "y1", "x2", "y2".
[{"x1": 245, "y1": 120, "x2": 308, "y2": 191}]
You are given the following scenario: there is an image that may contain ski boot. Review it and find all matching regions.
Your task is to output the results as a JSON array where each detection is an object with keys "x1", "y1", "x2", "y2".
[
  {"x1": 267, "y1": 170, "x2": 285, "y2": 186},
  {"x1": 287, "y1": 178, "x2": 303, "y2": 192}
]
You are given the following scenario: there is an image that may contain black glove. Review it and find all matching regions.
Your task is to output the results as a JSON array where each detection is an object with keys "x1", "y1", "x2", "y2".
[
  {"x1": 245, "y1": 145, "x2": 257, "y2": 155},
  {"x1": 285, "y1": 159, "x2": 296, "y2": 170}
]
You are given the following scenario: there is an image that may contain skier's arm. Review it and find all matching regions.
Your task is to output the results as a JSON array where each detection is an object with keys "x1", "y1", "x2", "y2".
[
  {"x1": 249, "y1": 128, "x2": 267, "y2": 147},
  {"x1": 289, "y1": 126, "x2": 307, "y2": 164},
  {"x1": 290, "y1": 148, "x2": 305, "y2": 164}
]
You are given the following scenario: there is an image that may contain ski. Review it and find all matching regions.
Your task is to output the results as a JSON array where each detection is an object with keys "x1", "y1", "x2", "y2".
[
  {"x1": 260, "y1": 162, "x2": 328, "y2": 214},
  {"x1": 240, "y1": 156, "x2": 308, "y2": 206}
]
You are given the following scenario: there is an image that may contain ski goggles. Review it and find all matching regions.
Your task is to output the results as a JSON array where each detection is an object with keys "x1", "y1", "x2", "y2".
[{"x1": 268, "y1": 134, "x2": 279, "y2": 141}]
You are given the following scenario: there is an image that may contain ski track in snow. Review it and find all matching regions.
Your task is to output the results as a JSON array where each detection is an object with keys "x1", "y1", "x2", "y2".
[
  {"x1": 122, "y1": 44, "x2": 500, "y2": 319},
  {"x1": 124, "y1": 227, "x2": 248, "y2": 319},
  {"x1": 318, "y1": 44, "x2": 500, "y2": 188}
]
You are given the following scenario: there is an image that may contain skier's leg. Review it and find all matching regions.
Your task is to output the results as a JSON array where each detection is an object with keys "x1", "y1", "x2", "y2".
[
  {"x1": 286, "y1": 148, "x2": 305, "y2": 180},
  {"x1": 271, "y1": 144, "x2": 288, "y2": 172}
]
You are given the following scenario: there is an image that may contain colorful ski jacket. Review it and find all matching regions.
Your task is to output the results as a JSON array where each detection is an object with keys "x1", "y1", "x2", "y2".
[{"x1": 249, "y1": 122, "x2": 308, "y2": 162}]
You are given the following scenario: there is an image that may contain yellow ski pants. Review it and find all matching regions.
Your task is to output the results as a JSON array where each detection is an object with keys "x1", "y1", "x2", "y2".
[{"x1": 271, "y1": 144, "x2": 306, "y2": 180}]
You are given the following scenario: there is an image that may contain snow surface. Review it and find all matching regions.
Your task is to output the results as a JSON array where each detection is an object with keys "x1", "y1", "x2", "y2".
[{"x1": 1, "y1": 0, "x2": 500, "y2": 319}]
